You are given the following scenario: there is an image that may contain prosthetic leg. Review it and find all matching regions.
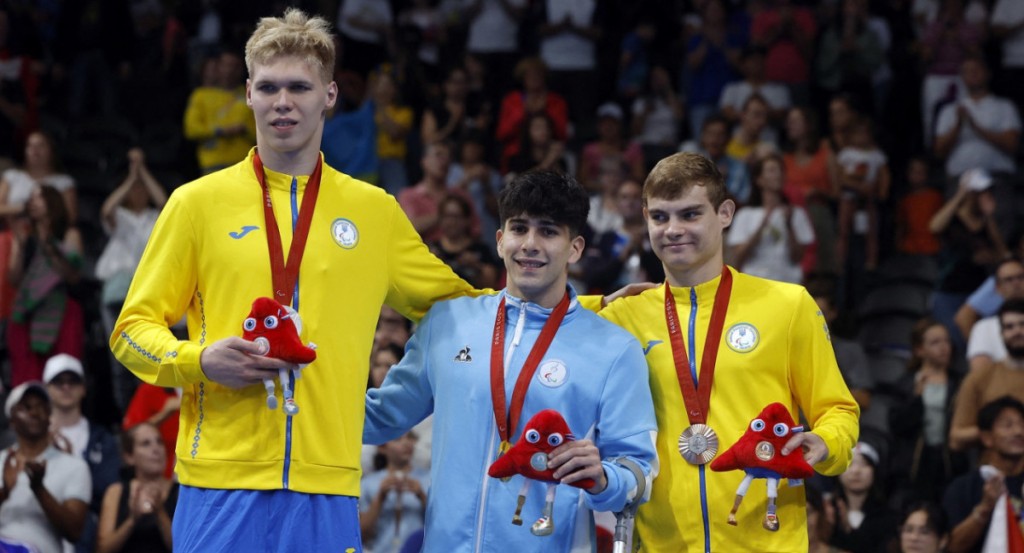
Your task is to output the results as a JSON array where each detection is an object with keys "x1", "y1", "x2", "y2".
[
  {"x1": 762, "y1": 478, "x2": 779, "y2": 531},
  {"x1": 531, "y1": 483, "x2": 557, "y2": 536},
  {"x1": 728, "y1": 473, "x2": 755, "y2": 526},
  {"x1": 512, "y1": 480, "x2": 530, "y2": 526}
]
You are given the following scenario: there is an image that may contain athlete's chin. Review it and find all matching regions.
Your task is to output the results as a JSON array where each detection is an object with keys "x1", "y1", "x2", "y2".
[
  {"x1": 659, "y1": 252, "x2": 699, "y2": 269},
  {"x1": 262, "y1": 133, "x2": 312, "y2": 154}
]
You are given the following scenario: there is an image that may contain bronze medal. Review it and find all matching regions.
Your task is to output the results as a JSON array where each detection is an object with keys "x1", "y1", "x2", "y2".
[
  {"x1": 663, "y1": 268, "x2": 733, "y2": 467},
  {"x1": 755, "y1": 440, "x2": 775, "y2": 462},
  {"x1": 678, "y1": 424, "x2": 719, "y2": 465}
]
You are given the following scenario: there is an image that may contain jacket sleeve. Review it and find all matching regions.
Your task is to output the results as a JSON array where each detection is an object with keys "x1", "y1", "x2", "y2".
[
  {"x1": 789, "y1": 290, "x2": 860, "y2": 476},
  {"x1": 383, "y1": 198, "x2": 479, "y2": 323},
  {"x1": 364, "y1": 310, "x2": 436, "y2": 445},
  {"x1": 110, "y1": 192, "x2": 207, "y2": 386},
  {"x1": 584, "y1": 337, "x2": 659, "y2": 513}
]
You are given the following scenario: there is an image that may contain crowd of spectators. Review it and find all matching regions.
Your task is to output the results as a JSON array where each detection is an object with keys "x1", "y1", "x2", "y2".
[{"x1": 0, "y1": 0, "x2": 1021, "y2": 551}]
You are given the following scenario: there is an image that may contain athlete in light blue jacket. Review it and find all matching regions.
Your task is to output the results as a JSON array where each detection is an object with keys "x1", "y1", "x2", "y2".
[{"x1": 364, "y1": 171, "x2": 658, "y2": 553}]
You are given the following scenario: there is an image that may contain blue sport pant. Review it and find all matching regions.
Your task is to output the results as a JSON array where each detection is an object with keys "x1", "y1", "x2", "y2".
[{"x1": 173, "y1": 485, "x2": 362, "y2": 552}]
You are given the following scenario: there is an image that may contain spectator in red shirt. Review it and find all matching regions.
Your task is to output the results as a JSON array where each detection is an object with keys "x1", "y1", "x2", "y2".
[
  {"x1": 495, "y1": 57, "x2": 568, "y2": 172},
  {"x1": 751, "y1": 0, "x2": 817, "y2": 92},
  {"x1": 896, "y1": 157, "x2": 944, "y2": 256}
]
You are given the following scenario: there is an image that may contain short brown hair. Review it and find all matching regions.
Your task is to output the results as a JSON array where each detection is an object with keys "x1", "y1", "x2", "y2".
[
  {"x1": 245, "y1": 8, "x2": 335, "y2": 84},
  {"x1": 643, "y1": 152, "x2": 727, "y2": 209}
]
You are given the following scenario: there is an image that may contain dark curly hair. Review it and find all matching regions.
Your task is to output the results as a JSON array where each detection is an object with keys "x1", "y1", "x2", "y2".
[{"x1": 498, "y1": 170, "x2": 589, "y2": 236}]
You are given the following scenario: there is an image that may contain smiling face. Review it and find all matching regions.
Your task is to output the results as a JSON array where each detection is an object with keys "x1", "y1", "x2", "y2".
[
  {"x1": 496, "y1": 214, "x2": 583, "y2": 308},
  {"x1": 11, "y1": 390, "x2": 50, "y2": 441},
  {"x1": 246, "y1": 56, "x2": 337, "y2": 167},
  {"x1": 644, "y1": 185, "x2": 734, "y2": 285}
]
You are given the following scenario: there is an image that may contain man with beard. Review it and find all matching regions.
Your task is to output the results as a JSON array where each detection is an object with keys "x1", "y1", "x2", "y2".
[{"x1": 950, "y1": 298, "x2": 1024, "y2": 451}]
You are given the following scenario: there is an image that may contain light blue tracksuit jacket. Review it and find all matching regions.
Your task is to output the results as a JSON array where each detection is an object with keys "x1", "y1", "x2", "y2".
[{"x1": 364, "y1": 288, "x2": 658, "y2": 553}]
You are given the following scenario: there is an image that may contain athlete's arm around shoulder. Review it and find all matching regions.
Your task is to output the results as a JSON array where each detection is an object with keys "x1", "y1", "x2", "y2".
[
  {"x1": 595, "y1": 283, "x2": 660, "y2": 331},
  {"x1": 380, "y1": 193, "x2": 484, "y2": 322},
  {"x1": 784, "y1": 284, "x2": 860, "y2": 476}
]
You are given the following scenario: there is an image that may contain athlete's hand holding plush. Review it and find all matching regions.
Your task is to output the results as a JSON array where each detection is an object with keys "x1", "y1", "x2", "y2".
[
  {"x1": 487, "y1": 409, "x2": 595, "y2": 536},
  {"x1": 241, "y1": 297, "x2": 317, "y2": 415},
  {"x1": 710, "y1": 402, "x2": 814, "y2": 531}
]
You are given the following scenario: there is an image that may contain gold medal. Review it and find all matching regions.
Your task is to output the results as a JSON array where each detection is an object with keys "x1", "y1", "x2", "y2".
[
  {"x1": 678, "y1": 424, "x2": 719, "y2": 465},
  {"x1": 498, "y1": 440, "x2": 513, "y2": 481},
  {"x1": 755, "y1": 440, "x2": 775, "y2": 462}
]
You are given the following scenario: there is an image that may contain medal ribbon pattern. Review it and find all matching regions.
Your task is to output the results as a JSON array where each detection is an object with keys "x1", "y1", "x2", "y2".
[{"x1": 490, "y1": 292, "x2": 570, "y2": 451}]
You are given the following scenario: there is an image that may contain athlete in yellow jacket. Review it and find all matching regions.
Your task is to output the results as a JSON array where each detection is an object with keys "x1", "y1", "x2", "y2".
[
  {"x1": 601, "y1": 152, "x2": 860, "y2": 552},
  {"x1": 111, "y1": 10, "x2": 473, "y2": 551}
]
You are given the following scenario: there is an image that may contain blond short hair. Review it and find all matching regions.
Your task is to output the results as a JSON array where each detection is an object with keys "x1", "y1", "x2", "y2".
[
  {"x1": 643, "y1": 152, "x2": 727, "y2": 209},
  {"x1": 245, "y1": 8, "x2": 335, "y2": 84}
]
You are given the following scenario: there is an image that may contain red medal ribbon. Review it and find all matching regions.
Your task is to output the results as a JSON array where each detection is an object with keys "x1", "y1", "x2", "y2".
[
  {"x1": 252, "y1": 151, "x2": 323, "y2": 303},
  {"x1": 490, "y1": 292, "x2": 570, "y2": 444},
  {"x1": 664, "y1": 266, "x2": 733, "y2": 425}
]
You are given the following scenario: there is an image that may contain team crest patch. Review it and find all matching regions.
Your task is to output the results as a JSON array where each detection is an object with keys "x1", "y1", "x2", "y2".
[
  {"x1": 537, "y1": 360, "x2": 568, "y2": 388},
  {"x1": 726, "y1": 323, "x2": 759, "y2": 353},
  {"x1": 331, "y1": 218, "x2": 359, "y2": 249}
]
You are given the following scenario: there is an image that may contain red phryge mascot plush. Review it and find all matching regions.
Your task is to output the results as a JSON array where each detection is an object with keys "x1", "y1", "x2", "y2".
[
  {"x1": 487, "y1": 409, "x2": 595, "y2": 536},
  {"x1": 242, "y1": 297, "x2": 317, "y2": 416},
  {"x1": 709, "y1": 402, "x2": 814, "y2": 531}
]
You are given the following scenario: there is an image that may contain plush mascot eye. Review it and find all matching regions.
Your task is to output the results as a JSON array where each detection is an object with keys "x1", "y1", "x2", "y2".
[
  {"x1": 547, "y1": 433, "x2": 564, "y2": 447},
  {"x1": 243, "y1": 318, "x2": 257, "y2": 332},
  {"x1": 525, "y1": 429, "x2": 541, "y2": 443},
  {"x1": 263, "y1": 315, "x2": 279, "y2": 329},
  {"x1": 773, "y1": 423, "x2": 789, "y2": 437},
  {"x1": 751, "y1": 419, "x2": 766, "y2": 432}
]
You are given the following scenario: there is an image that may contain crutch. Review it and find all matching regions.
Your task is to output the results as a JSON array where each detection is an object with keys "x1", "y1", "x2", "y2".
[{"x1": 612, "y1": 457, "x2": 648, "y2": 553}]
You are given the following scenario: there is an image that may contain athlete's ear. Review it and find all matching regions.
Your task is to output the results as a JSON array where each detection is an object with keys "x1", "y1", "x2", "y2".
[
  {"x1": 718, "y1": 198, "x2": 735, "y2": 228},
  {"x1": 568, "y1": 234, "x2": 584, "y2": 265},
  {"x1": 325, "y1": 81, "x2": 338, "y2": 110}
]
